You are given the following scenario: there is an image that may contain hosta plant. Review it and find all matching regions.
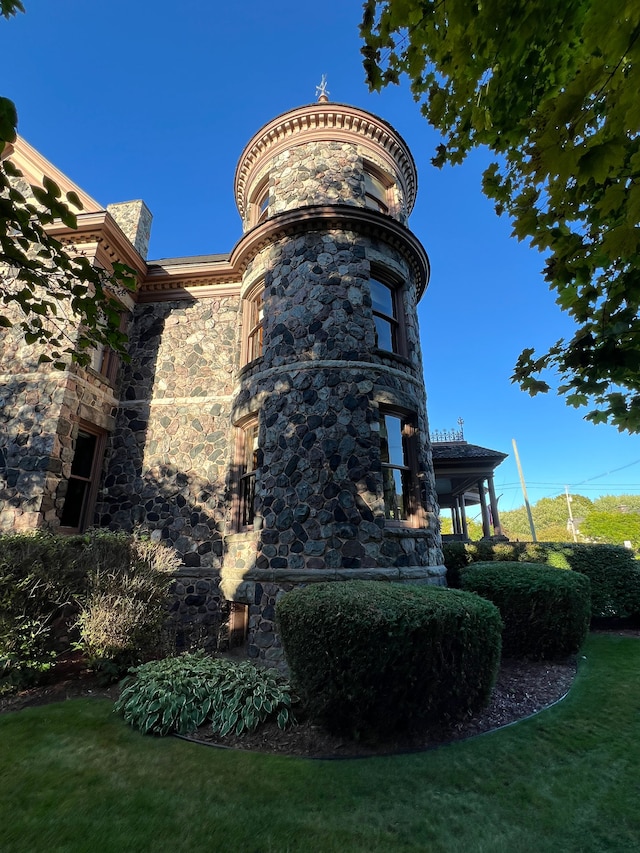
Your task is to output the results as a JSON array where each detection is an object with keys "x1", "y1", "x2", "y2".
[{"x1": 115, "y1": 651, "x2": 294, "y2": 737}]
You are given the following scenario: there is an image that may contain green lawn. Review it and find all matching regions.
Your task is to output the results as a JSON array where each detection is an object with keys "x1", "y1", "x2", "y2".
[{"x1": 1, "y1": 634, "x2": 638, "y2": 853}]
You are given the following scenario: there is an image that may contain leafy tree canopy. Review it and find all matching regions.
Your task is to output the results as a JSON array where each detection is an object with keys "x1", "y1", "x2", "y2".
[
  {"x1": 500, "y1": 493, "x2": 592, "y2": 539},
  {"x1": 580, "y1": 510, "x2": 640, "y2": 549},
  {"x1": 0, "y1": 1, "x2": 134, "y2": 368},
  {"x1": 439, "y1": 515, "x2": 484, "y2": 540},
  {"x1": 592, "y1": 493, "x2": 640, "y2": 514},
  {"x1": 362, "y1": 0, "x2": 640, "y2": 431}
]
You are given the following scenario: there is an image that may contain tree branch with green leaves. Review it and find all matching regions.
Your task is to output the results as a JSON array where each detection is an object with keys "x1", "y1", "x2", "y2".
[{"x1": 362, "y1": 0, "x2": 640, "y2": 431}]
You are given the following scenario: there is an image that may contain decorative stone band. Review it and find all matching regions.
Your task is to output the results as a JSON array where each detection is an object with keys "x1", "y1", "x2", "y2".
[
  {"x1": 220, "y1": 564, "x2": 447, "y2": 604},
  {"x1": 234, "y1": 103, "x2": 418, "y2": 219},
  {"x1": 232, "y1": 361, "x2": 426, "y2": 423}
]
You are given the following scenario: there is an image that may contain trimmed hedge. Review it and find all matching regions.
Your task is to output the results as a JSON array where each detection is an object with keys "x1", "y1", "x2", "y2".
[
  {"x1": 460, "y1": 562, "x2": 591, "y2": 659},
  {"x1": 444, "y1": 541, "x2": 640, "y2": 619},
  {"x1": 276, "y1": 581, "x2": 502, "y2": 740}
]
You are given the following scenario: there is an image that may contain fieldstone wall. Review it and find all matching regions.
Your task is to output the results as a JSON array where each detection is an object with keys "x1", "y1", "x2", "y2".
[
  {"x1": 97, "y1": 296, "x2": 240, "y2": 570},
  {"x1": 167, "y1": 568, "x2": 231, "y2": 652},
  {"x1": 0, "y1": 303, "x2": 118, "y2": 532},
  {"x1": 245, "y1": 141, "x2": 408, "y2": 228},
  {"x1": 107, "y1": 200, "x2": 153, "y2": 258}
]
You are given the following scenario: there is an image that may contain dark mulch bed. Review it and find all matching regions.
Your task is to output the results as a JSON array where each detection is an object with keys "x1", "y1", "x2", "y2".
[
  {"x1": 181, "y1": 656, "x2": 578, "y2": 758},
  {"x1": 2, "y1": 628, "x2": 637, "y2": 758}
]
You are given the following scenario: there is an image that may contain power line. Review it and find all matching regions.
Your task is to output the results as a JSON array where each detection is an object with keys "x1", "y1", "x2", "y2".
[{"x1": 571, "y1": 458, "x2": 640, "y2": 486}]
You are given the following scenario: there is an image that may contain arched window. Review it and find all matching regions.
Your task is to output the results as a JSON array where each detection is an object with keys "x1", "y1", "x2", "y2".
[{"x1": 250, "y1": 177, "x2": 271, "y2": 226}]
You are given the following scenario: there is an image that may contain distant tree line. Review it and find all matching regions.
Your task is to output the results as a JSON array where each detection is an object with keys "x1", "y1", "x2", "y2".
[{"x1": 499, "y1": 494, "x2": 640, "y2": 549}]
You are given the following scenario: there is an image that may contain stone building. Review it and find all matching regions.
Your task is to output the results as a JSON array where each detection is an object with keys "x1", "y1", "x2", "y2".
[{"x1": 0, "y1": 96, "x2": 505, "y2": 660}]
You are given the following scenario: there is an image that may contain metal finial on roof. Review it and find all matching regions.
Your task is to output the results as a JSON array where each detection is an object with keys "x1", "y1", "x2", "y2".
[
  {"x1": 457, "y1": 417, "x2": 465, "y2": 438},
  {"x1": 315, "y1": 74, "x2": 330, "y2": 103}
]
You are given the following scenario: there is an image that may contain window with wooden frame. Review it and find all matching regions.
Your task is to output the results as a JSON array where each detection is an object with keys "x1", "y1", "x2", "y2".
[
  {"x1": 243, "y1": 283, "x2": 264, "y2": 365},
  {"x1": 363, "y1": 162, "x2": 392, "y2": 214},
  {"x1": 237, "y1": 419, "x2": 260, "y2": 529},
  {"x1": 379, "y1": 410, "x2": 420, "y2": 524},
  {"x1": 59, "y1": 425, "x2": 106, "y2": 532},
  {"x1": 87, "y1": 309, "x2": 127, "y2": 384},
  {"x1": 250, "y1": 176, "x2": 271, "y2": 226},
  {"x1": 370, "y1": 276, "x2": 403, "y2": 355},
  {"x1": 89, "y1": 342, "x2": 119, "y2": 384}
]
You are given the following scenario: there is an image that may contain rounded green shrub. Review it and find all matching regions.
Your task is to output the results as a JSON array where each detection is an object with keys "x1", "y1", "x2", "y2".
[
  {"x1": 443, "y1": 540, "x2": 640, "y2": 620},
  {"x1": 276, "y1": 581, "x2": 502, "y2": 739},
  {"x1": 460, "y1": 562, "x2": 590, "y2": 659},
  {"x1": 556, "y1": 544, "x2": 640, "y2": 619}
]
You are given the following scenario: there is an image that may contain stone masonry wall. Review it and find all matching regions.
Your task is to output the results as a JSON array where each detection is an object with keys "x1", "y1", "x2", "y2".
[
  {"x1": 224, "y1": 228, "x2": 444, "y2": 659},
  {"x1": 97, "y1": 295, "x2": 240, "y2": 571},
  {"x1": 0, "y1": 303, "x2": 118, "y2": 532},
  {"x1": 245, "y1": 141, "x2": 409, "y2": 228}
]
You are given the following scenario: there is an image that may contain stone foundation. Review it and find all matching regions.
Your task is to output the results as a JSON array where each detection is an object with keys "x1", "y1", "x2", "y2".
[{"x1": 167, "y1": 568, "x2": 231, "y2": 653}]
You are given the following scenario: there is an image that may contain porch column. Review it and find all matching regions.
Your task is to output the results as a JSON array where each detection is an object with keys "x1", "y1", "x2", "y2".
[
  {"x1": 460, "y1": 496, "x2": 469, "y2": 540},
  {"x1": 478, "y1": 479, "x2": 491, "y2": 538},
  {"x1": 451, "y1": 499, "x2": 459, "y2": 535},
  {"x1": 487, "y1": 475, "x2": 502, "y2": 536}
]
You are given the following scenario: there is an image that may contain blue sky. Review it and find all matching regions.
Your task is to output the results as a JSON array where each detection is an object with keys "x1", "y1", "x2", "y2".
[{"x1": 4, "y1": 1, "x2": 639, "y2": 516}]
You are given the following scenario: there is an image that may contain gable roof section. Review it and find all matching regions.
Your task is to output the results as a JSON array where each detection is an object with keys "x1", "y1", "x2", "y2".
[{"x1": 7, "y1": 135, "x2": 103, "y2": 214}]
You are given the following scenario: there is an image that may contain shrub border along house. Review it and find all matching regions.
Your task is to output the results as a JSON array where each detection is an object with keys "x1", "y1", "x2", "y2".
[
  {"x1": 460, "y1": 561, "x2": 591, "y2": 659},
  {"x1": 276, "y1": 580, "x2": 503, "y2": 740},
  {"x1": 0, "y1": 530, "x2": 179, "y2": 690},
  {"x1": 444, "y1": 541, "x2": 640, "y2": 620}
]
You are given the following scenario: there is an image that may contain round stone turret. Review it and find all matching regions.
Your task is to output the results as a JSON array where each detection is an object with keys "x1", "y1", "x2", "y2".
[
  {"x1": 235, "y1": 102, "x2": 418, "y2": 231},
  {"x1": 223, "y1": 100, "x2": 445, "y2": 663}
]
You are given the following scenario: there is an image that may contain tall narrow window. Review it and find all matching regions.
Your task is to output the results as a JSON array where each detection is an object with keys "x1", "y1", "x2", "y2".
[
  {"x1": 89, "y1": 342, "x2": 119, "y2": 383},
  {"x1": 87, "y1": 309, "x2": 126, "y2": 384},
  {"x1": 59, "y1": 427, "x2": 105, "y2": 531},
  {"x1": 238, "y1": 420, "x2": 259, "y2": 528},
  {"x1": 380, "y1": 411, "x2": 417, "y2": 523},
  {"x1": 370, "y1": 278, "x2": 399, "y2": 353},
  {"x1": 363, "y1": 163, "x2": 391, "y2": 213},
  {"x1": 257, "y1": 186, "x2": 270, "y2": 222},
  {"x1": 245, "y1": 288, "x2": 264, "y2": 364},
  {"x1": 250, "y1": 177, "x2": 271, "y2": 226}
]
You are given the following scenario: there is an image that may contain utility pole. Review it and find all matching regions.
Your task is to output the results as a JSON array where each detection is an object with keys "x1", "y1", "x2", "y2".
[
  {"x1": 565, "y1": 485, "x2": 577, "y2": 542},
  {"x1": 512, "y1": 439, "x2": 537, "y2": 542}
]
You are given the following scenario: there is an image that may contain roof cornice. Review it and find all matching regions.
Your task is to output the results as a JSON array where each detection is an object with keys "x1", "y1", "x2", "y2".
[
  {"x1": 140, "y1": 257, "x2": 240, "y2": 302},
  {"x1": 136, "y1": 204, "x2": 430, "y2": 302},
  {"x1": 234, "y1": 102, "x2": 418, "y2": 220},
  {"x1": 45, "y1": 211, "x2": 148, "y2": 280},
  {"x1": 230, "y1": 204, "x2": 430, "y2": 298}
]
